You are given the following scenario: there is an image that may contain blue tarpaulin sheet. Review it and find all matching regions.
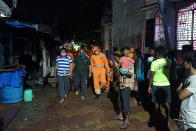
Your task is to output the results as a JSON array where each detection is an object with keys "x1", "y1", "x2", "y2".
[
  {"x1": 0, "y1": 69, "x2": 26, "y2": 88},
  {"x1": 6, "y1": 21, "x2": 36, "y2": 29}
]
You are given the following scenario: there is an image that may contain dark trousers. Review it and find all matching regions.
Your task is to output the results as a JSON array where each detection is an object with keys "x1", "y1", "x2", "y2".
[
  {"x1": 118, "y1": 87, "x2": 131, "y2": 115},
  {"x1": 138, "y1": 81, "x2": 145, "y2": 102},
  {"x1": 58, "y1": 76, "x2": 70, "y2": 99},
  {"x1": 74, "y1": 73, "x2": 88, "y2": 96}
]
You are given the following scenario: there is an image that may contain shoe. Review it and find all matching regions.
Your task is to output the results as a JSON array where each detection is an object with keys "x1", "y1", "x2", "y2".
[
  {"x1": 95, "y1": 94, "x2": 100, "y2": 99},
  {"x1": 81, "y1": 96, "x2": 85, "y2": 100},
  {"x1": 75, "y1": 91, "x2": 79, "y2": 96},
  {"x1": 59, "y1": 99, "x2": 65, "y2": 104}
]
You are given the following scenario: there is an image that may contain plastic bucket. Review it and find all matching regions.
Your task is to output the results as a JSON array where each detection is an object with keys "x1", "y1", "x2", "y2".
[{"x1": 0, "y1": 84, "x2": 23, "y2": 104}]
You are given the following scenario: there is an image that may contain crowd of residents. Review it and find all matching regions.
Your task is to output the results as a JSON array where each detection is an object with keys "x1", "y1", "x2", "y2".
[{"x1": 53, "y1": 45, "x2": 196, "y2": 130}]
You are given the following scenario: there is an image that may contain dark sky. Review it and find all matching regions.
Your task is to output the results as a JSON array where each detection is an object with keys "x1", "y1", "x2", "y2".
[{"x1": 10, "y1": 0, "x2": 105, "y2": 40}]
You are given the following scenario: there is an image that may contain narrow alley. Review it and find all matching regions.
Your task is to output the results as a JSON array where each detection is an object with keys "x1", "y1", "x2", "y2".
[{"x1": 5, "y1": 86, "x2": 177, "y2": 131}]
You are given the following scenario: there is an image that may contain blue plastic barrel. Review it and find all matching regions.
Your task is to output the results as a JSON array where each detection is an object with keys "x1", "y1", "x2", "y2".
[{"x1": 0, "y1": 84, "x2": 23, "y2": 104}]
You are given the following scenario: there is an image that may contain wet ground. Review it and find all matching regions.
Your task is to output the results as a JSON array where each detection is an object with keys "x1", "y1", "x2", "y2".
[{"x1": 6, "y1": 86, "x2": 178, "y2": 131}]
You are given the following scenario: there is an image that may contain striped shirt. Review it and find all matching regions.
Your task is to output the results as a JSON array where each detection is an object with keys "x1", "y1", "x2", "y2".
[{"x1": 56, "y1": 56, "x2": 72, "y2": 76}]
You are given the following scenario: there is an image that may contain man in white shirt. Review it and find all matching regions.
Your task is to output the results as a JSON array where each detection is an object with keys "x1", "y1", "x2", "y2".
[{"x1": 178, "y1": 52, "x2": 196, "y2": 131}]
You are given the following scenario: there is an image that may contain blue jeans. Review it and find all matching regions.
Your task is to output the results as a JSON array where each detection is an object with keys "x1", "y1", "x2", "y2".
[
  {"x1": 58, "y1": 76, "x2": 70, "y2": 99},
  {"x1": 118, "y1": 87, "x2": 131, "y2": 115},
  {"x1": 74, "y1": 73, "x2": 87, "y2": 96}
]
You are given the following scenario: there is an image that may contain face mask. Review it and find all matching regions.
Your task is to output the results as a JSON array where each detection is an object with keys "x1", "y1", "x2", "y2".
[
  {"x1": 94, "y1": 51, "x2": 99, "y2": 55},
  {"x1": 80, "y1": 52, "x2": 85, "y2": 57},
  {"x1": 61, "y1": 53, "x2": 66, "y2": 57}
]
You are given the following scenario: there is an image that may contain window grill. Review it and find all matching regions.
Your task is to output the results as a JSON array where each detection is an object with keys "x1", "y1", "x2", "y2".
[{"x1": 177, "y1": 3, "x2": 196, "y2": 50}]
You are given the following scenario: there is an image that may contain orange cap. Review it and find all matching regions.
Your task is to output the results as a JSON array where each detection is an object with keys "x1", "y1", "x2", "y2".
[{"x1": 92, "y1": 46, "x2": 100, "y2": 52}]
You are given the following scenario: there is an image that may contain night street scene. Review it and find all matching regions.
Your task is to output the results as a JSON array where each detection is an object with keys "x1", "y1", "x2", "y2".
[{"x1": 1, "y1": 0, "x2": 196, "y2": 131}]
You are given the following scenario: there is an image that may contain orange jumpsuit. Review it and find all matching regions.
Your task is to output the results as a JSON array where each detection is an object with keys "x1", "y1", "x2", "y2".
[{"x1": 91, "y1": 52, "x2": 110, "y2": 95}]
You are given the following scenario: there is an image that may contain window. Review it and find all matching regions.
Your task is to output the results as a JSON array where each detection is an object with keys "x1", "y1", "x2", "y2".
[
  {"x1": 177, "y1": 3, "x2": 196, "y2": 50},
  {"x1": 154, "y1": 11, "x2": 165, "y2": 41}
]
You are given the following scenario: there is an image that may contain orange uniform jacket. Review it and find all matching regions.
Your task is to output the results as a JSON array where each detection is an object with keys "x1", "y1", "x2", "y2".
[
  {"x1": 90, "y1": 52, "x2": 110, "y2": 94},
  {"x1": 90, "y1": 52, "x2": 110, "y2": 73}
]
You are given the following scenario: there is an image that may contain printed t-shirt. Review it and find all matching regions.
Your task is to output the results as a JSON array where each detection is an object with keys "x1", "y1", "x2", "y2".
[{"x1": 150, "y1": 58, "x2": 171, "y2": 86}]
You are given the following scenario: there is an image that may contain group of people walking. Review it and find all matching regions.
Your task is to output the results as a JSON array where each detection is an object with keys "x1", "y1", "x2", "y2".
[
  {"x1": 54, "y1": 45, "x2": 196, "y2": 130},
  {"x1": 54, "y1": 46, "x2": 112, "y2": 102}
]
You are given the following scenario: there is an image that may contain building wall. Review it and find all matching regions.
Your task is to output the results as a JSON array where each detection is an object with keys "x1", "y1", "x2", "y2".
[
  {"x1": 111, "y1": 0, "x2": 195, "y2": 51},
  {"x1": 145, "y1": 0, "x2": 158, "y2": 20},
  {"x1": 165, "y1": 2, "x2": 177, "y2": 50},
  {"x1": 112, "y1": 0, "x2": 146, "y2": 49}
]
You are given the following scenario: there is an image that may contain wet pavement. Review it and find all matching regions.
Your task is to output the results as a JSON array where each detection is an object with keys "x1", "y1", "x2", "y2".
[{"x1": 5, "y1": 86, "x2": 178, "y2": 131}]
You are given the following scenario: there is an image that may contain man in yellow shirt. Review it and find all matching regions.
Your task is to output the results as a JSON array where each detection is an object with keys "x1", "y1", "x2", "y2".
[{"x1": 148, "y1": 46, "x2": 171, "y2": 124}]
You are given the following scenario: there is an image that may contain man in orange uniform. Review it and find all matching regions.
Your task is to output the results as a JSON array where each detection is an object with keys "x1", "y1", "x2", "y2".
[{"x1": 90, "y1": 46, "x2": 110, "y2": 99}]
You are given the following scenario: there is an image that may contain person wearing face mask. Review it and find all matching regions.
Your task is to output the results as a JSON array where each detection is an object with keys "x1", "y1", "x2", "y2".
[
  {"x1": 90, "y1": 46, "x2": 110, "y2": 99},
  {"x1": 54, "y1": 48, "x2": 73, "y2": 104},
  {"x1": 73, "y1": 49, "x2": 91, "y2": 100}
]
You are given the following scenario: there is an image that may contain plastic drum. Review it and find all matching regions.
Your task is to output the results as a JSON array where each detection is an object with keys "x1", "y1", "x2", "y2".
[{"x1": 0, "y1": 84, "x2": 23, "y2": 104}]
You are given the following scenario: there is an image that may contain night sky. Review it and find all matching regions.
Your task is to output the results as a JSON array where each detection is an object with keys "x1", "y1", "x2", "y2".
[{"x1": 10, "y1": 0, "x2": 105, "y2": 40}]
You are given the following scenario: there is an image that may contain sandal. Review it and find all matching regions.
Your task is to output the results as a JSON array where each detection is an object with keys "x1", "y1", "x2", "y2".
[
  {"x1": 112, "y1": 116, "x2": 123, "y2": 121},
  {"x1": 120, "y1": 123, "x2": 130, "y2": 129},
  {"x1": 132, "y1": 98, "x2": 137, "y2": 104}
]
